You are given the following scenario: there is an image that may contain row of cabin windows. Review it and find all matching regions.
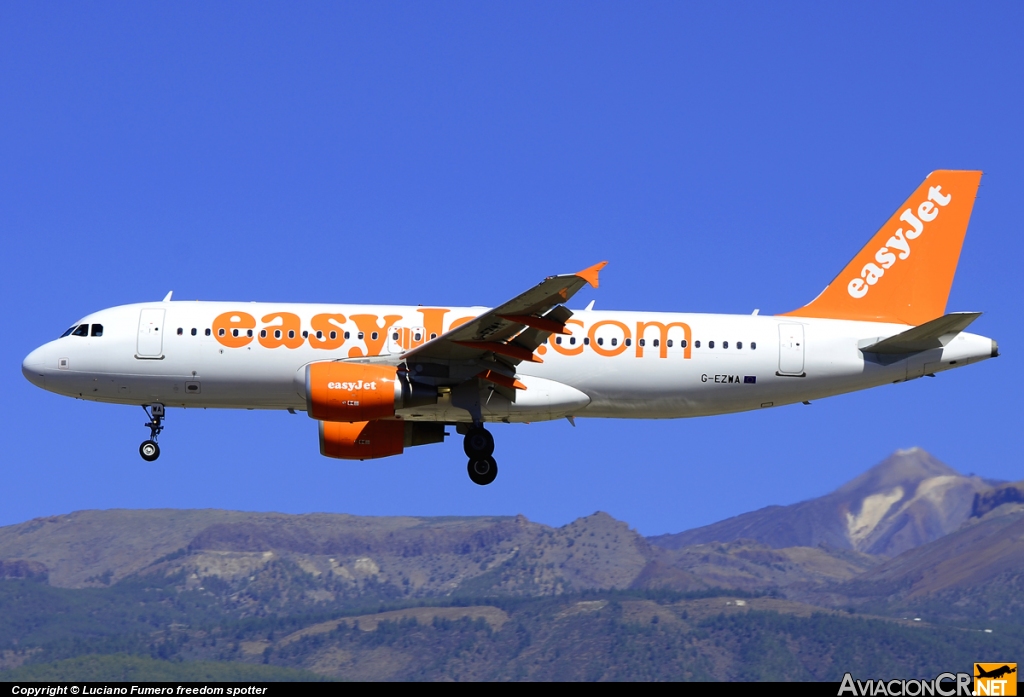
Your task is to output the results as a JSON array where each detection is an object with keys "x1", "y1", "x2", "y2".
[
  {"x1": 61, "y1": 323, "x2": 103, "y2": 338},
  {"x1": 555, "y1": 336, "x2": 756, "y2": 350},
  {"x1": 174, "y1": 328, "x2": 443, "y2": 342}
]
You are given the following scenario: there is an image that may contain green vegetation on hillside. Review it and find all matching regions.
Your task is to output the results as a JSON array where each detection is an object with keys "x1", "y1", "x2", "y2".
[
  {"x1": 2, "y1": 577, "x2": 1021, "y2": 681},
  {"x1": 1, "y1": 654, "x2": 330, "y2": 682}
]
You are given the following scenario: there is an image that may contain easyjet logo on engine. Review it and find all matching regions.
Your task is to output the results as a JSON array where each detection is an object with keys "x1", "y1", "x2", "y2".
[
  {"x1": 847, "y1": 185, "x2": 952, "y2": 299},
  {"x1": 327, "y1": 381, "x2": 377, "y2": 391}
]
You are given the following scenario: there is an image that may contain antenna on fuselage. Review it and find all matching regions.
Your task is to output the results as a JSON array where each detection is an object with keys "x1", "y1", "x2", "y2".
[{"x1": 162, "y1": 291, "x2": 173, "y2": 302}]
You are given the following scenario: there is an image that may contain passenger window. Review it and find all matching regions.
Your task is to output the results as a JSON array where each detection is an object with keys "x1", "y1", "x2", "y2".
[
  {"x1": 206, "y1": 328, "x2": 212, "y2": 336},
  {"x1": 695, "y1": 340, "x2": 701, "y2": 348},
  {"x1": 653, "y1": 339, "x2": 659, "y2": 347},
  {"x1": 274, "y1": 329, "x2": 281, "y2": 339},
  {"x1": 247, "y1": 329, "x2": 253, "y2": 338},
  {"x1": 639, "y1": 339, "x2": 645, "y2": 347},
  {"x1": 371, "y1": 332, "x2": 378, "y2": 341},
  {"x1": 430, "y1": 333, "x2": 437, "y2": 340},
  {"x1": 260, "y1": 330, "x2": 267, "y2": 338},
  {"x1": 345, "y1": 331, "x2": 351, "y2": 339},
  {"x1": 667, "y1": 339, "x2": 673, "y2": 348},
  {"x1": 723, "y1": 341, "x2": 729, "y2": 349},
  {"x1": 584, "y1": 337, "x2": 590, "y2": 345},
  {"x1": 72, "y1": 324, "x2": 89, "y2": 337},
  {"x1": 611, "y1": 337, "x2": 617, "y2": 346},
  {"x1": 556, "y1": 337, "x2": 562, "y2": 345},
  {"x1": 751, "y1": 342, "x2": 757, "y2": 350},
  {"x1": 737, "y1": 341, "x2": 742, "y2": 349},
  {"x1": 569, "y1": 337, "x2": 576, "y2": 345},
  {"x1": 301, "y1": 330, "x2": 307, "y2": 338},
  {"x1": 330, "y1": 331, "x2": 337, "y2": 340},
  {"x1": 414, "y1": 332, "x2": 421, "y2": 341},
  {"x1": 681, "y1": 340, "x2": 687, "y2": 348},
  {"x1": 91, "y1": 324, "x2": 104, "y2": 337},
  {"x1": 597, "y1": 337, "x2": 604, "y2": 346},
  {"x1": 625, "y1": 338, "x2": 631, "y2": 347},
  {"x1": 317, "y1": 330, "x2": 324, "y2": 339},
  {"x1": 357, "y1": 332, "x2": 364, "y2": 340},
  {"x1": 392, "y1": 332, "x2": 399, "y2": 341},
  {"x1": 288, "y1": 330, "x2": 295, "y2": 339},
  {"x1": 231, "y1": 329, "x2": 238, "y2": 337},
  {"x1": 176, "y1": 327, "x2": 183, "y2": 336},
  {"x1": 709, "y1": 341, "x2": 715, "y2": 349},
  {"x1": 191, "y1": 328, "x2": 197, "y2": 336}
]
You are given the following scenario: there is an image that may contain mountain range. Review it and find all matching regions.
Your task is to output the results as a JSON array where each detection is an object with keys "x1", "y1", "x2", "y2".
[{"x1": 0, "y1": 447, "x2": 1020, "y2": 680}]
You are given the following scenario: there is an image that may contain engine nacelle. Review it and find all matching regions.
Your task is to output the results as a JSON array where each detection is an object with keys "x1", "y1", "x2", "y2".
[
  {"x1": 305, "y1": 362, "x2": 436, "y2": 422},
  {"x1": 319, "y1": 420, "x2": 447, "y2": 460}
]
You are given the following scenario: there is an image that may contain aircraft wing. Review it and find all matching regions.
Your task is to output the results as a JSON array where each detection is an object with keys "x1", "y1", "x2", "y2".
[{"x1": 402, "y1": 261, "x2": 606, "y2": 366}]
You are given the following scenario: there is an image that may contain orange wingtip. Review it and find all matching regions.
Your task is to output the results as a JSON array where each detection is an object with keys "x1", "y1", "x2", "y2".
[{"x1": 576, "y1": 261, "x2": 608, "y2": 289}]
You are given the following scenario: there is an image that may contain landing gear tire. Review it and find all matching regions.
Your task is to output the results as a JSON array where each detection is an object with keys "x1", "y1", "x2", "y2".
[
  {"x1": 463, "y1": 427, "x2": 494, "y2": 459},
  {"x1": 468, "y1": 456, "x2": 498, "y2": 486},
  {"x1": 139, "y1": 404, "x2": 165, "y2": 462},
  {"x1": 140, "y1": 440, "x2": 160, "y2": 462}
]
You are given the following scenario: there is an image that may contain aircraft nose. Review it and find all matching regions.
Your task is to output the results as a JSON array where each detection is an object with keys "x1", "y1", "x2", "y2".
[{"x1": 22, "y1": 346, "x2": 48, "y2": 387}]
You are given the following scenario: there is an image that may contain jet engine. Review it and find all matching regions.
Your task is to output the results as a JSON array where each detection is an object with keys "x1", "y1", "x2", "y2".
[
  {"x1": 305, "y1": 362, "x2": 436, "y2": 422},
  {"x1": 319, "y1": 419, "x2": 447, "y2": 460}
]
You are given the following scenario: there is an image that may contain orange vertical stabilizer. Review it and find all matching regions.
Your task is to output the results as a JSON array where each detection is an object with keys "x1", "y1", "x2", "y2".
[{"x1": 782, "y1": 170, "x2": 982, "y2": 326}]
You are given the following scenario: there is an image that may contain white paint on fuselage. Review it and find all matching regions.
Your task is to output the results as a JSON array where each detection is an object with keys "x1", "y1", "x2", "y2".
[{"x1": 21, "y1": 300, "x2": 996, "y2": 423}]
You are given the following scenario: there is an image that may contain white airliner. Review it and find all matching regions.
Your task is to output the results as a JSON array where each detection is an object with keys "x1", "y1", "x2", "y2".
[{"x1": 22, "y1": 171, "x2": 997, "y2": 485}]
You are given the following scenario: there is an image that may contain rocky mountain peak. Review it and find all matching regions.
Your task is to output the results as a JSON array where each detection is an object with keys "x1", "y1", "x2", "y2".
[{"x1": 834, "y1": 447, "x2": 960, "y2": 498}]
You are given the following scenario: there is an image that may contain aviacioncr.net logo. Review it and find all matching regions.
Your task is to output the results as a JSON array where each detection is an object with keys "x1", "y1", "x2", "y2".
[{"x1": 838, "y1": 672, "x2": 972, "y2": 696}]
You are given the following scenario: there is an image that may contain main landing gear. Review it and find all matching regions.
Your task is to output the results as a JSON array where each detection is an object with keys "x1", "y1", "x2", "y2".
[
  {"x1": 464, "y1": 425, "x2": 497, "y2": 486},
  {"x1": 139, "y1": 404, "x2": 165, "y2": 462}
]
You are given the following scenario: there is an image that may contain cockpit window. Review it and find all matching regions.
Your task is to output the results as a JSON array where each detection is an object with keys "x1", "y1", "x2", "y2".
[
  {"x1": 60, "y1": 326, "x2": 75, "y2": 338},
  {"x1": 72, "y1": 324, "x2": 89, "y2": 337},
  {"x1": 91, "y1": 324, "x2": 103, "y2": 337}
]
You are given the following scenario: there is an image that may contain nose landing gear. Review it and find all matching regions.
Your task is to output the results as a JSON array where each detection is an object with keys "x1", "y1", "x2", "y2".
[
  {"x1": 140, "y1": 404, "x2": 165, "y2": 462},
  {"x1": 464, "y1": 425, "x2": 497, "y2": 485}
]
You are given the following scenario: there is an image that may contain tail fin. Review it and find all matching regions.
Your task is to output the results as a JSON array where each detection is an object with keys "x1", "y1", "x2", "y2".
[{"x1": 783, "y1": 170, "x2": 982, "y2": 326}]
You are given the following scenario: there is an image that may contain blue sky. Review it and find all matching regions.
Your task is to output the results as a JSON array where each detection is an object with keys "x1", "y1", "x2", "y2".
[{"x1": 2, "y1": 2, "x2": 1022, "y2": 536}]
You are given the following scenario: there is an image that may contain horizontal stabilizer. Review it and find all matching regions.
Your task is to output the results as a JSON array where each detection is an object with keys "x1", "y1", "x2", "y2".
[{"x1": 859, "y1": 312, "x2": 981, "y2": 355}]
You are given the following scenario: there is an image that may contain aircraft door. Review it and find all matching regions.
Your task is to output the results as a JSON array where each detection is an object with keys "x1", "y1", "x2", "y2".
[
  {"x1": 777, "y1": 323, "x2": 805, "y2": 376},
  {"x1": 137, "y1": 309, "x2": 166, "y2": 358}
]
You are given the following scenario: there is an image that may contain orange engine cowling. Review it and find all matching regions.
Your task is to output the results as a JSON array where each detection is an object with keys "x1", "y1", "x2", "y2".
[
  {"x1": 305, "y1": 362, "x2": 436, "y2": 422},
  {"x1": 319, "y1": 420, "x2": 447, "y2": 460}
]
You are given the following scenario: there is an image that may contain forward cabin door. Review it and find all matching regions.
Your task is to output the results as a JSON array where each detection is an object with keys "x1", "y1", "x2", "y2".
[
  {"x1": 777, "y1": 323, "x2": 805, "y2": 376},
  {"x1": 136, "y1": 308, "x2": 166, "y2": 358}
]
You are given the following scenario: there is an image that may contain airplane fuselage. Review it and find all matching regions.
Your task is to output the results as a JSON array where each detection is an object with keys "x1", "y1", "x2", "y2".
[{"x1": 22, "y1": 300, "x2": 997, "y2": 423}]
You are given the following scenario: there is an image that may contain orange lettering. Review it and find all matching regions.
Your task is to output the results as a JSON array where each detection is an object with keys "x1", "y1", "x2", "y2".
[
  {"x1": 636, "y1": 321, "x2": 692, "y2": 359},
  {"x1": 258, "y1": 312, "x2": 304, "y2": 349},
  {"x1": 212, "y1": 311, "x2": 255, "y2": 348},
  {"x1": 588, "y1": 320, "x2": 631, "y2": 357},
  {"x1": 417, "y1": 308, "x2": 450, "y2": 340},
  {"x1": 309, "y1": 313, "x2": 347, "y2": 350},
  {"x1": 448, "y1": 316, "x2": 475, "y2": 332},
  {"x1": 549, "y1": 319, "x2": 585, "y2": 356},
  {"x1": 349, "y1": 314, "x2": 402, "y2": 357}
]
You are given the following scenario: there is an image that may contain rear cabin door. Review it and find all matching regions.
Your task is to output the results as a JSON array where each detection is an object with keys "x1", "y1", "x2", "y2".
[
  {"x1": 137, "y1": 308, "x2": 166, "y2": 358},
  {"x1": 777, "y1": 323, "x2": 805, "y2": 376}
]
